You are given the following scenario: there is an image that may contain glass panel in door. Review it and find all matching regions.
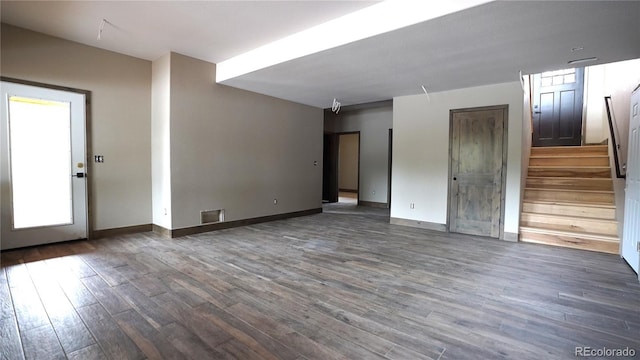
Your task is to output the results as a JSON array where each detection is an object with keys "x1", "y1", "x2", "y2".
[{"x1": 8, "y1": 96, "x2": 73, "y2": 229}]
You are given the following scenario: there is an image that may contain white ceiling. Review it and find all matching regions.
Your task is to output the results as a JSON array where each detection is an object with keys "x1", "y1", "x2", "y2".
[
  {"x1": 2, "y1": 1, "x2": 640, "y2": 108},
  {"x1": 0, "y1": 1, "x2": 379, "y2": 64}
]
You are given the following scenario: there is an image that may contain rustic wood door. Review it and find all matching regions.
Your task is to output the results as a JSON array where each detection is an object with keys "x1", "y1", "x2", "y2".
[
  {"x1": 449, "y1": 106, "x2": 506, "y2": 238},
  {"x1": 532, "y1": 67, "x2": 584, "y2": 146}
]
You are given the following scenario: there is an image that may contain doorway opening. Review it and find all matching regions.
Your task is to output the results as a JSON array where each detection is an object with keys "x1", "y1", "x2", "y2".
[
  {"x1": 337, "y1": 132, "x2": 360, "y2": 204},
  {"x1": 322, "y1": 131, "x2": 360, "y2": 205}
]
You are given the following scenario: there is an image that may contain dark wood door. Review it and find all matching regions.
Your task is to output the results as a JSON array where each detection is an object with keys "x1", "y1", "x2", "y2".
[
  {"x1": 322, "y1": 133, "x2": 339, "y2": 203},
  {"x1": 449, "y1": 107, "x2": 506, "y2": 238},
  {"x1": 532, "y1": 67, "x2": 584, "y2": 146}
]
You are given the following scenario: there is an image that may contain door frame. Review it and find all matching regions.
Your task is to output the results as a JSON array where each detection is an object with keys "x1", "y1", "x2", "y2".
[
  {"x1": 322, "y1": 132, "x2": 339, "y2": 203},
  {"x1": 447, "y1": 105, "x2": 509, "y2": 240},
  {"x1": 1, "y1": 76, "x2": 93, "y2": 241},
  {"x1": 387, "y1": 128, "x2": 393, "y2": 208},
  {"x1": 322, "y1": 131, "x2": 361, "y2": 204},
  {"x1": 337, "y1": 131, "x2": 361, "y2": 204}
]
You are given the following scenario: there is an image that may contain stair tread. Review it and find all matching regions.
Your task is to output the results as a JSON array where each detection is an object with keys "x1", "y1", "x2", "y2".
[
  {"x1": 521, "y1": 212, "x2": 618, "y2": 223},
  {"x1": 525, "y1": 187, "x2": 613, "y2": 194},
  {"x1": 525, "y1": 176, "x2": 613, "y2": 192},
  {"x1": 528, "y1": 165, "x2": 611, "y2": 169},
  {"x1": 528, "y1": 168, "x2": 612, "y2": 178},
  {"x1": 522, "y1": 200, "x2": 616, "y2": 209},
  {"x1": 531, "y1": 145, "x2": 607, "y2": 150},
  {"x1": 522, "y1": 220, "x2": 617, "y2": 236},
  {"x1": 531, "y1": 145, "x2": 607, "y2": 148},
  {"x1": 527, "y1": 176, "x2": 611, "y2": 180},
  {"x1": 519, "y1": 226, "x2": 619, "y2": 242},
  {"x1": 529, "y1": 155, "x2": 609, "y2": 158}
]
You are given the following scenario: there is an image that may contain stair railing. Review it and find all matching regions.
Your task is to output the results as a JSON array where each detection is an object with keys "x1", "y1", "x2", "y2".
[{"x1": 604, "y1": 96, "x2": 626, "y2": 179}]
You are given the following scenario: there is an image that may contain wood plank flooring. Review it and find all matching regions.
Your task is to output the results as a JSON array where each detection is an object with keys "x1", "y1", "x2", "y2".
[{"x1": 1, "y1": 203, "x2": 639, "y2": 360}]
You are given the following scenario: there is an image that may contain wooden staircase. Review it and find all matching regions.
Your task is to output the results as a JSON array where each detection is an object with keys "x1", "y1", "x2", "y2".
[{"x1": 520, "y1": 145, "x2": 619, "y2": 254}]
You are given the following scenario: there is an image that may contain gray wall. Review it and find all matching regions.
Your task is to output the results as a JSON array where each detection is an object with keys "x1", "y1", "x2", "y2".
[
  {"x1": 2, "y1": 24, "x2": 323, "y2": 234},
  {"x1": 155, "y1": 53, "x2": 323, "y2": 230},
  {"x1": 1, "y1": 24, "x2": 152, "y2": 231}
]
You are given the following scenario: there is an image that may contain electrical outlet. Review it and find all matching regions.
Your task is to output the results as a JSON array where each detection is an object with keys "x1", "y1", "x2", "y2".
[
  {"x1": 410, "y1": 203, "x2": 415, "y2": 209},
  {"x1": 94, "y1": 155, "x2": 104, "y2": 163}
]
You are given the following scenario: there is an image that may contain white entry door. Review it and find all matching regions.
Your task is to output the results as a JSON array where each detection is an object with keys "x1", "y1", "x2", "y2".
[
  {"x1": 1, "y1": 81, "x2": 87, "y2": 250},
  {"x1": 622, "y1": 87, "x2": 640, "y2": 274}
]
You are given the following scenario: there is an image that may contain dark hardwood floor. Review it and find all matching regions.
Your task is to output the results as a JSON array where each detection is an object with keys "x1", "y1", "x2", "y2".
[{"x1": 1, "y1": 203, "x2": 639, "y2": 359}]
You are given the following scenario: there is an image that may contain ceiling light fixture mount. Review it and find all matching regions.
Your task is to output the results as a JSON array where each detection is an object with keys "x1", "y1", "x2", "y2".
[
  {"x1": 97, "y1": 18, "x2": 113, "y2": 40},
  {"x1": 568, "y1": 57, "x2": 598, "y2": 65},
  {"x1": 331, "y1": 98, "x2": 341, "y2": 114},
  {"x1": 421, "y1": 85, "x2": 431, "y2": 102},
  {"x1": 518, "y1": 70, "x2": 525, "y2": 91}
]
